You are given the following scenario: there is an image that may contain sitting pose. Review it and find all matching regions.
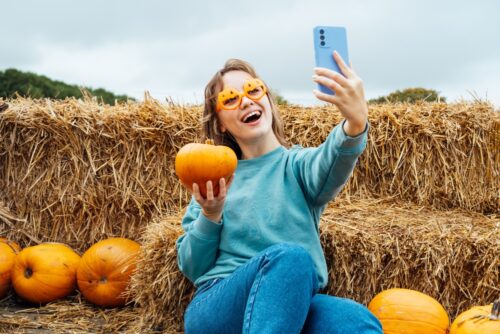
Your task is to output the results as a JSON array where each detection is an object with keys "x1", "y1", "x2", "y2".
[{"x1": 177, "y1": 52, "x2": 382, "y2": 334}]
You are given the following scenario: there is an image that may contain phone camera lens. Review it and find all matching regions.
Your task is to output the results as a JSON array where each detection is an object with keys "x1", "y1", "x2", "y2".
[
  {"x1": 320, "y1": 41, "x2": 325, "y2": 46},
  {"x1": 320, "y1": 35, "x2": 325, "y2": 40},
  {"x1": 319, "y1": 29, "x2": 324, "y2": 34}
]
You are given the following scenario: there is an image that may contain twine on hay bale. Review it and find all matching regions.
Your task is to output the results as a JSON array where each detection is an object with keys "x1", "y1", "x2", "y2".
[{"x1": 129, "y1": 197, "x2": 499, "y2": 332}]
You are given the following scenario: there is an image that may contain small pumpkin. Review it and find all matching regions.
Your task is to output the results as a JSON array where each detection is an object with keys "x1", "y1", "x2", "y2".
[
  {"x1": 0, "y1": 238, "x2": 21, "y2": 298},
  {"x1": 77, "y1": 237, "x2": 140, "y2": 307},
  {"x1": 11, "y1": 243, "x2": 81, "y2": 304},
  {"x1": 175, "y1": 139, "x2": 237, "y2": 197},
  {"x1": 450, "y1": 300, "x2": 499, "y2": 334},
  {"x1": 368, "y1": 288, "x2": 450, "y2": 334}
]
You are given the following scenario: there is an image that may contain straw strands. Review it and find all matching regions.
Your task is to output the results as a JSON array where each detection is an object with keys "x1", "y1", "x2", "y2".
[
  {"x1": 0, "y1": 96, "x2": 202, "y2": 250},
  {"x1": 0, "y1": 97, "x2": 498, "y2": 332},
  {"x1": 0, "y1": 98, "x2": 497, "y2": 251},
  {"x1": 0, "y1": 298, "x2": 141, "y2": 333},
  {"x1": 281, "y1": 103, "x2": 499, "y2": 214},
  {"x1": 129, "y1": 197, "x2": 498, "y2": 332}
]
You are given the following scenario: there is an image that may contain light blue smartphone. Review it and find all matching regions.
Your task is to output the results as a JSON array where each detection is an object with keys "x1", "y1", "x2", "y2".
[{"x1": 313, "y1": 26, "x2": 349, "y2": 95}]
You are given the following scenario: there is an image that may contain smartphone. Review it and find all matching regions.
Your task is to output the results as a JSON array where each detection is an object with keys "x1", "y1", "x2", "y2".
[{"x1": 313, "y1": 26, "x2": 349, "y2": 95}]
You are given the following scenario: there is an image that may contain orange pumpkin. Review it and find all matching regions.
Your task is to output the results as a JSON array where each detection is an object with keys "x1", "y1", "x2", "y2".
[
  {"x1": 368, "y1": 288, "x2": 450, "y2": 334},
  {"x1": 0, "y1": 238, "x2": 21, "y2": 298},
  {"x1": 77, "y1": 238, "x2": 140, "y2": 307},
  {"x1": 175, "y1": 139, "x2": 237, "y2": 197},
  {"x1": 450, "y1": 301, "x2": 499, "y2": 334},
  {"x1": 11, "y1": 243, "x2": 80, "y2": 304},
  {"x1": 0, "y1": 237, "x2": 21, "y2": 253}
]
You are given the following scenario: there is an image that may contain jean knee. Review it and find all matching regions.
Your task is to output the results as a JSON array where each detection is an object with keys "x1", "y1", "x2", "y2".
[
  {"x1": 266, "y1": 243, "x2": 314, "y2": 267},
  {"x1": 263, "y1": 243, "x2": 317, "y2": 285}
]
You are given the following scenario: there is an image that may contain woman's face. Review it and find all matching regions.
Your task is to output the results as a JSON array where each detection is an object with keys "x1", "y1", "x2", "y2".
[{"x1": 216, "y1": 70, "x2": 274, "y2": 145}]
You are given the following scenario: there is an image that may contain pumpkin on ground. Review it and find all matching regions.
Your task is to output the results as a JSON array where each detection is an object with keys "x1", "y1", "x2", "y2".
[
  {"x1": 0, "y1": 238, "x2": 21, "y2": 298},
  {"x1": 175, "y1": 139, "x2": 237, "y2": 198},
  {"x1": 0, "y1": 237, "x2": 21, "y2": 253},
  {"x1": 368, "y1": 288, "x2": 450, "y2": 334},
  {"x1": 77, "y1": 237, "x2": 140, "y2": 307},
  {"x1": 450, "y1": 301, "x2": 499, "y2": 334},
  {"x1": 11, "y1": 243, "x2": 81, "y2": 304}
]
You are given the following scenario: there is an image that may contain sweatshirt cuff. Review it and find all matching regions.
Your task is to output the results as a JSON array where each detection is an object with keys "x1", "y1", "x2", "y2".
[
  {"x1": 334, "y1": 120, "x2": 369, "y2": 154},
  {"x1": 193, "y1": 213, "x2": 223, "y2": 240}
]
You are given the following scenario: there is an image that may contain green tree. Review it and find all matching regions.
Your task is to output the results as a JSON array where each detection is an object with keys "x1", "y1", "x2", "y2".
[
  {"x1": 0, "y1": 68, "x2": 133, "y2": 105},
  {"x1": 369, "y1": 87, "x2": 446, "y2": 104}
]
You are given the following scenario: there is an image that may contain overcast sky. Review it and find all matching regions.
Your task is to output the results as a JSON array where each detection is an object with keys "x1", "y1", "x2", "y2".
[{"x1": 1, "y1": 0, "x2": 499, "y2": 106}]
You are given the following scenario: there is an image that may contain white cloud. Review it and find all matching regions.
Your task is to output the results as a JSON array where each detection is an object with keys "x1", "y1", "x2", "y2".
[{"x1": 1, "y1": 0, "x2": 499, "y2": 107}]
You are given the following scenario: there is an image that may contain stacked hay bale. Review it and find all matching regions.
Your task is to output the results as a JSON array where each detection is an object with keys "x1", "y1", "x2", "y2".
[
  {"x1": 129, "y1": 198, "x2": 498, "y2": 333},
  {"x1": 0, "y1": 97, "x2": 498, "y2": 332}
]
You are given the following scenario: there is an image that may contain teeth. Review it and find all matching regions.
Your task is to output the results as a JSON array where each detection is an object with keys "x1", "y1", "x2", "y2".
[{"x1": 243, "y1": 111, "x2": 261, "y2": 122}]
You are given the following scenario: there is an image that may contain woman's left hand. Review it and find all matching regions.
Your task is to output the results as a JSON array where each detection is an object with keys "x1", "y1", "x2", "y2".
[{"x1": 313, "y1": 51, "x2": 368, "y2": 136}]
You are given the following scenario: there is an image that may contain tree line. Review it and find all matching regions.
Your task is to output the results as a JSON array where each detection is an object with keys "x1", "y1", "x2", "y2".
[
  {"x1": 0, "y1": 68, "x2": 446, "y2": 105},
  {"x1": 0, "y1": 68, "x2": 132, "y2": 105}
]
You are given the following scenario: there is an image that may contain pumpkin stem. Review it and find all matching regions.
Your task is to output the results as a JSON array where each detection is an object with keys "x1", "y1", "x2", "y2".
[
  {"x1": 491, "y1": 298, "x2": 500, "y2": 320},
  {"x1": 24, "y1": 267, "x2": 33, "y2": 279},
  {"x1": 205, "y1": 139, "x2": 215, "y2": 145}
]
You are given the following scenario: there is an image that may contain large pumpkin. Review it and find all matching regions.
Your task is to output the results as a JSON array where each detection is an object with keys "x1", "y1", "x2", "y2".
[
  {"x1": 175, "y1": 139, "x2": 237, "y2": 197},
  {"x1": 450, "y1": 301, "x2": 499, "y2": 334},
  {"x1": 77, "y1": 237, "x2": 140, "y2": 307},
  {"x1": 368, "y1": 288, "x2": 450, "y2": 334},
  {"x1": 0, "y1": 238, "x2": 21, "y2": 298},
  {"x1": 11, "y1": 243, "x2": 81, "y2": 304}
]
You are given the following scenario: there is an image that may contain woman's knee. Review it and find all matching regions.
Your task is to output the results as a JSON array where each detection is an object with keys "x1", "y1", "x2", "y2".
[
  {"x1": 264, "y1": 243, "x2": 315, "y2": 268},
  {"x1": 303, "y1": 294, "x2": 382, "y2": 334}
]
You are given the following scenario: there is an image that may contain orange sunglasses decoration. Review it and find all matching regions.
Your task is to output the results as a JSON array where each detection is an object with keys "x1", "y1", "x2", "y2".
[{"x1": 216, "y1": 78, "x2": 267, "y2": 112}]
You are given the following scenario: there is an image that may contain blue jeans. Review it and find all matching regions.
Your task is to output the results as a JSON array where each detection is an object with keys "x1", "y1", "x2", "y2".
[{"x1": 184, "y1": 243, "x2": 382, "y2": 334}]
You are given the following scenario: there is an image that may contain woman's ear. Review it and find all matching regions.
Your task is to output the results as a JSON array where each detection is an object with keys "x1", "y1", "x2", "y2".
[{"x1": 220, "y1": 124, "x2": 226, "y2": 133}]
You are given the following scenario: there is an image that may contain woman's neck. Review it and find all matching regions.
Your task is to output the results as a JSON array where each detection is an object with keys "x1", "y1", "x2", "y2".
[{"x1": 239, "y1": 135, "x2": 281, "y2": 160}]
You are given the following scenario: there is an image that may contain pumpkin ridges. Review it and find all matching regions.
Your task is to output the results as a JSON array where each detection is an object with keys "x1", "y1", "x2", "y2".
[
  {"x1": 11, "y1": 243, "x2": 80, "y2": 304},
  {"x1": 76, "y1": 237, "x2": 140, "y2": 307},
  {"x1": 368, "y1": 288, "x2": 450, "y2": 334},
  {"x1": 450, "y1": 303, "x2": 499, "y2": 334},
  {"x1": 175, "y1": 141, "x2": 237, "y2": 197}
]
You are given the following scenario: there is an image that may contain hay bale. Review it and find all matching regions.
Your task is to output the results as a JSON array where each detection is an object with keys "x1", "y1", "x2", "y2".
[
  {"x1": 0, "y1": 96, "x2": 202, "y2": 250},
  {"x1": 127, "y1": 212, "x2": 187, "y2": 333},
  {"x1": 0, "y1": 98, "x2": 497, "y2": 251},
  {"x1": 129, "y1": 197, "x2": 498, "y2": 332},
  {"x1": 281, "y1": 102, "x2": 499, "y2": 214}
]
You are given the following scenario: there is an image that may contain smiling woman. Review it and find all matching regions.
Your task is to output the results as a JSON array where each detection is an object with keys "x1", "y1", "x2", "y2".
[
  {"x1": 175, "y1": 57, "x2": 380, "y2": 333},
  {"x1": 202, "y1": 59, "x2": 288, "y2": 160}
]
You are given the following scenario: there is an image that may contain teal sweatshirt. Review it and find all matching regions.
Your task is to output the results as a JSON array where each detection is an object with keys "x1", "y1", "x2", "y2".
[{"x1": 176, "y1": 120, "x2": 368, "y2": 289}]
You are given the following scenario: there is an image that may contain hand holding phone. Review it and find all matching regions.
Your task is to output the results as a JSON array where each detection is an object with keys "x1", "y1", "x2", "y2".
[
  {"x1": 313, "y1": 26, "x2": 349, "y2": 95},
  {"x1": 312, "y1": 26, "x2": 368, "y2": 136}
]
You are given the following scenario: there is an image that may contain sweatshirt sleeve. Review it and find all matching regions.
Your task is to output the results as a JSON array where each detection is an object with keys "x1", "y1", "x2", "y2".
[
  {"x1": 176, "y1": 197, "x2": 223, "y2": 283},
  {"x1": 292, "y1": 119, "x2": 368, "y2": 207}
]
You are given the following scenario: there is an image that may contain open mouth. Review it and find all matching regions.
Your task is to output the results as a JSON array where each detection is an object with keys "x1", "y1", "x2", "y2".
[{"x1": 241, "y1": 110, "x2": 262, "y2": 123}]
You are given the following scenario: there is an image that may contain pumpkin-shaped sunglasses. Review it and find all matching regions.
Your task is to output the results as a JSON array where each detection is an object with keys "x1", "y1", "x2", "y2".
[{"x1": 217, "y1": 78, "x2": 267, "y2": 112}]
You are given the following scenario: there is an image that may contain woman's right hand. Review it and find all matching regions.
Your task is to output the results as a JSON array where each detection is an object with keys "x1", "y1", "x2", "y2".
[{"x1": 189, "y1": 175, "x2": 234, "y2": 223}]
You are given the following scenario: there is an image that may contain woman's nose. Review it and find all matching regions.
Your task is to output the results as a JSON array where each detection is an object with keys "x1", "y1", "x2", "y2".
[{"x1": 240, "y1": 96, "x2": 254, "y2": 109}]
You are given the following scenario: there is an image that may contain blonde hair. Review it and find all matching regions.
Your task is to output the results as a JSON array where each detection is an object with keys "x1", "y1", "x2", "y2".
[{"x1": 203, "y1": 59, "x2": 288, "y2": 159}]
